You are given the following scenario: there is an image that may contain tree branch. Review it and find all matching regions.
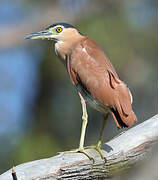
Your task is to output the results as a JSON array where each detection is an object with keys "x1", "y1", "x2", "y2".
[{"x1": 1, "y1": 115, "x2": 158, "y2": 180}]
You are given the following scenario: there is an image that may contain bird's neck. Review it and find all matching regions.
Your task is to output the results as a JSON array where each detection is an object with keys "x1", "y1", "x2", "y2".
[{"x1": 55, "y1": 33, "x2": 84, "y2": 61}]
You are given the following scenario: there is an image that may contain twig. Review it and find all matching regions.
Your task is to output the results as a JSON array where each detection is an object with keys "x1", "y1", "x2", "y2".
[{"x1": 12, "y1": 167, "x2": 18, "y2": 180}]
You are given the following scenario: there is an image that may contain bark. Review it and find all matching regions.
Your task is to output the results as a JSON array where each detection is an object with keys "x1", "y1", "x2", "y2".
[{"x1": 1, "y1": 114, "x2": 158, "y2": 180}]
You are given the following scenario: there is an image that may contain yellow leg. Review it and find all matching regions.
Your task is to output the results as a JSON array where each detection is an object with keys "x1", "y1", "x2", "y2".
[
  {"x1": 59, "y1": 93, "x2": 94, "y2": 162},
  {"x1": 77, "y1": 93, "x2": 94, "y2": 161},
  {"x1": 79, "y1": 93, "x2": 88, "y2": 149},
  {"x1": 96, "y1": 113, "x2": 109, "y2": 160},
  {"x1": 85, "y1": 112, "x2": 109, "y2": 161},
  {"x1": 97, "y1": 113, "x2": 109, "y2": 148}
]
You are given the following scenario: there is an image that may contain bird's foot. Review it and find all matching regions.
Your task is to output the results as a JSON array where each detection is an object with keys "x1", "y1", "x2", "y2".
[
  {"x1": 85, "y1": 143, "x2": 106, "y2": 162},
  {"x1": 58, "y1": 148, "x2": 95, "y2": 163}
]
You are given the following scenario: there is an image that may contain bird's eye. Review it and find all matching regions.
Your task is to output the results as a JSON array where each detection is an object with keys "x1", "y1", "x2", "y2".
[{"x1": 56, "y1": 27, "x2": 63, "y2": 33}]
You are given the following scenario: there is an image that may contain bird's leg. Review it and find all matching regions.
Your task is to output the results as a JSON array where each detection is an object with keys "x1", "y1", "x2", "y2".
[
  {"x1": 59, "y1": 93, "x2": 94, "y2": 162},
  {"x1": 78, "y1": 93, "x2": 88, "y2": 149},
  {"x1": 95, "y1": 113, "x2": 109, "y2": 160},
  {"x1": 77, "y1": 93, "x2": 94, "y2": 161},
  {"x1": 85, "y1": 112, "x2": 109, "y2": 161}
]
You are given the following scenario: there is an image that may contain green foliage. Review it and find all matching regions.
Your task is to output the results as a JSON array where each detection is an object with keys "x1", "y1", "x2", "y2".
[{"x1": 12, "y1": 133, "x2": 60, "y2": 165}]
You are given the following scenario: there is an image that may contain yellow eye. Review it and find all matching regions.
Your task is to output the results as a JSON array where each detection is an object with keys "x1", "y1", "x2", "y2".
[{"x1": 56, "y1": 27, "x2": 63, "y2": 33}]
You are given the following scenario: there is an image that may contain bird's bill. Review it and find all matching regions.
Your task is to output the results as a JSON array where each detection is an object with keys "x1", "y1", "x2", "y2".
[{"x1": 25, "y1": 30, "x2": 53, "y2": 40}]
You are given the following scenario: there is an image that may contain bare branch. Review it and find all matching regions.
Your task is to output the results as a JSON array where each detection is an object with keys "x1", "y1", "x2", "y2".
[
  {"x1": 11, "y1": 167, "x2": 18, "y2": 180},
  {"x1": 1, "y1": 115, "x2": 158, "y2": 179}
]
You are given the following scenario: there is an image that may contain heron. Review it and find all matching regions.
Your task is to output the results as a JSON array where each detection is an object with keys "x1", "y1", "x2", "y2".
[{"x1": 25, "y1": 22, "x2": 137, "y2": 162}]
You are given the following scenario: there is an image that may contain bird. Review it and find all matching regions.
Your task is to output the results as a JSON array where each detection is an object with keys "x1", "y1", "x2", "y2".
[{"x1": 25, "y1": 22, "x2": 137, "y2": 162}]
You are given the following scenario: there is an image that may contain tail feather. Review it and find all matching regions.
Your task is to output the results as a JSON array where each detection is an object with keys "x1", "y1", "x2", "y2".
[
  {"x1": 110, "y1": 85, "x2": 137, "y2": 128},
  {"x1": 111, "y1": 106, "x2": 137, "y2": 128},
  {"x1": 108, "y1": 70, "x2": 137, "y2": 128},
  {"x1": 110, "y1": 107, "x2": 128, "y2": 128}
]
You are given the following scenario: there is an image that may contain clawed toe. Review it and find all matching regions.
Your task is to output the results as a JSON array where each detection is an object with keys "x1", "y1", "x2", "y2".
[
  {"x1": 84, "y1": 145, "x2": 107, "y2": 162},
  {"x1": 78, "y1": 148, "x2": 95, "y2": 163},
  {"x1": 58, "y1": 145, "x2": 106, "y2": 163},
  {"x1": 58, "y1": 148, "x2": 95, "y2": 163}
]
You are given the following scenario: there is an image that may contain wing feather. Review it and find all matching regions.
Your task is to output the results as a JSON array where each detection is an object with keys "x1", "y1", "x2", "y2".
[{"x1": 67, "y1": 37, "x2": 137, "y2": 127}]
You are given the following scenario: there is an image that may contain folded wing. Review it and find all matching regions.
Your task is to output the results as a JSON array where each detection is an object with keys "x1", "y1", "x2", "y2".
[{"x1": 67, "y1": 37, "x2": 137, "y2": 128}]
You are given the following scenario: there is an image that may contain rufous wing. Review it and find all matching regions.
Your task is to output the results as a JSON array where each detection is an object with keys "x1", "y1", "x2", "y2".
[{"x1": 67, "y1": 37, "x2": 137, "y2": 128}]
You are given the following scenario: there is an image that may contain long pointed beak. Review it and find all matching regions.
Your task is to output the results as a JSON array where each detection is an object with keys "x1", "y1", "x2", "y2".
[{"x1": 25, "y1": 30, "x2": 53, "y2": 40}]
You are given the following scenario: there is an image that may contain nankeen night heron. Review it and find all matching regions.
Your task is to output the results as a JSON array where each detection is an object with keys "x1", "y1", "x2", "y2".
[{"x1": 25, "y1": 22, "x2": 137, "y2": 162}]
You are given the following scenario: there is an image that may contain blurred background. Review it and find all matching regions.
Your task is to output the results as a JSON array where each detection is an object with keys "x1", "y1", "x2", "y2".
[{"x1": 0, "y1": 0, "x2": 158, "y2": 176}]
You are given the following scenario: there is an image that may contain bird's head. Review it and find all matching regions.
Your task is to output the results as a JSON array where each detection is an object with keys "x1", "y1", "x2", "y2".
[{"x1": 25, "y1": 23, "x2": 81, "y2": 43}]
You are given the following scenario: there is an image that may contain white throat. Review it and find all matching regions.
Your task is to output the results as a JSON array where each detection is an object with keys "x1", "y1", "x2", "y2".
[
  {"x1": 55, "y1": 40, "x2": 64, "y2": 51},
  {"x1": 54, "y1": 40, "x2": 65, "y2": 59}
]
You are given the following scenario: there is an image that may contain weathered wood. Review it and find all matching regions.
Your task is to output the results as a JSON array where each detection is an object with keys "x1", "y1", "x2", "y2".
[{"x1": 1, "y1": 114, "x2": 158, "y2": 180}]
